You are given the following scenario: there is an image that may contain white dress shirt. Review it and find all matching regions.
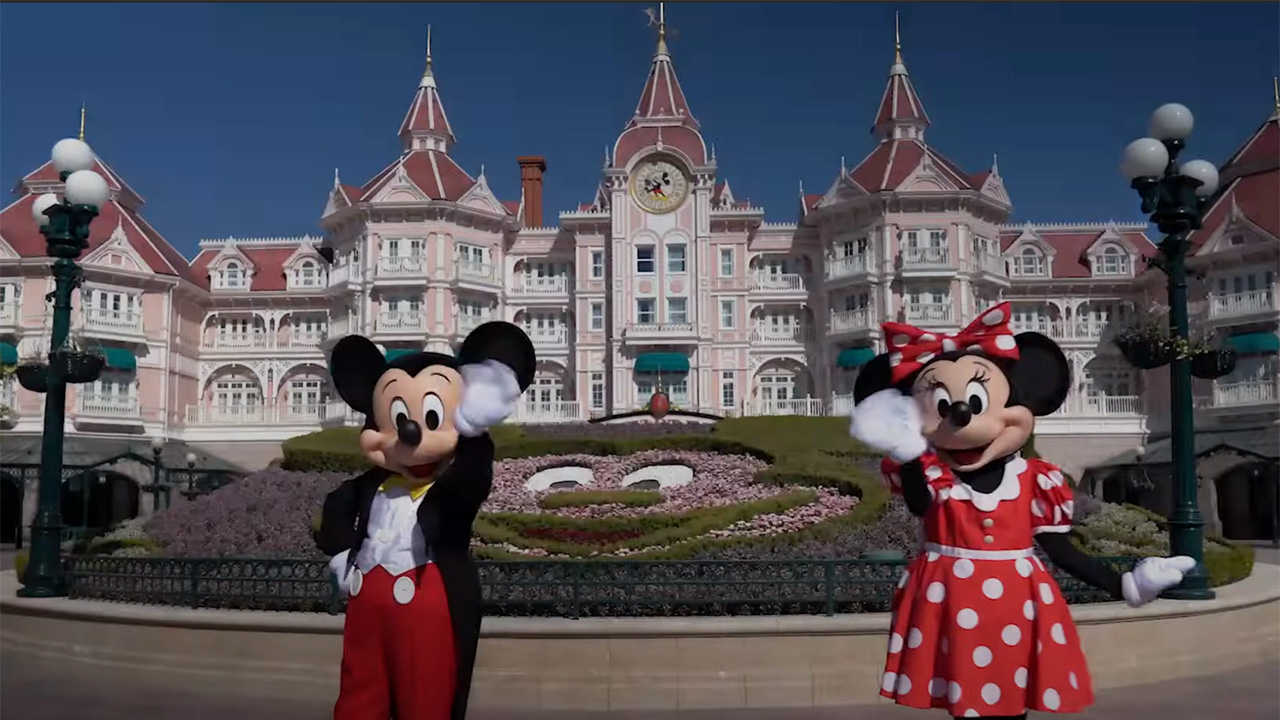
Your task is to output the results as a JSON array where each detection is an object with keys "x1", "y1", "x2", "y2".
[{"x1": 353, "y1": 485, "x2": 433, "y2": 576}]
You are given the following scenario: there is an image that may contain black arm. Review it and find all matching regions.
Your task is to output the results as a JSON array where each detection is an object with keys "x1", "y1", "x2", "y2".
[
  {"x1": 419, "y1": 434, "x2": 496, "y2": 550},
  {"x1": 899, "y1": 459, "x2": 932, "y2": 517},
  {"x1": 316, "y1": 477, "x2": 361, "y2": 556},
  {"x1": 1034, "y1": 532, "x2": 1123, "y2": 598}
]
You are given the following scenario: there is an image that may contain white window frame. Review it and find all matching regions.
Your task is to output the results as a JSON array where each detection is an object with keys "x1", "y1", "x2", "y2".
[
  {"x1": 720, "y1": 370, "x2": 736, "y2": 408},
  {"x1": 590, "y1": 250, "x2": 605, "y2": 279},
  {"x1": 220, "y1": 260, "x2": 246, "y2": 289},
  {"x1": 719, "y1": 298, "x2": 736, "y2": 329},
  {"x1": 589, "y1": 302, "x2": 604, "y2": 331},
  {"x1": 635, "y1": 246, "x2": 656, "y2": 275},
  {"x1": 1096, "y1": 245, "x2": 1129, "y2": 276},
  {"x1": 1012, "y1": 247, "x2": 1046, "y2": 276},
  {"x1": 636, "y1": 298, "x2": 656, "y2": 325},
  {"x1": 589, "y1": 372, "x2": 605, "y2": 410},
  {"x1": 666, "y1": 297, "x2": 688, "y2": 324},
  {"x1": 718, "y1": 247, "x2": 734, "y2": 277},
  {"x1": 666, "y1": 244, "x2": 687, "y2": 274}
]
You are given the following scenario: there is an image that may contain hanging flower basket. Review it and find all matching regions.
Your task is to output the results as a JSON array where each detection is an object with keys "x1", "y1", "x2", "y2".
[
  {"x1": 15, "y1": 363, "x2": 49, "y2": 393},
  {"x1": 1112, "y1": 325, "x2": 1179, "y2": 370},
  {"x1": 1190, "y1": 349, "x2": 1237, "y2": 380},
  {"x1": 51, "y1": 350, "x2": 105, "y2": 385}
]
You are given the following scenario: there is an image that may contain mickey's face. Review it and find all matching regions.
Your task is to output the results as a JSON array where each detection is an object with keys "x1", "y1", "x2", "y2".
[
  {"x1": 360, "y1": 365, "x2": 462, "y2": 480},
  {"x1": 910, "y1": 354, "x2": 1034, "y2": 473}
]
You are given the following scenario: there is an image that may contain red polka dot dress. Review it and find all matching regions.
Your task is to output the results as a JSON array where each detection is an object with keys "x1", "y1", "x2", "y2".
[{"x1": 879, "y1": 453, "x2": 1093, "y2": 717}]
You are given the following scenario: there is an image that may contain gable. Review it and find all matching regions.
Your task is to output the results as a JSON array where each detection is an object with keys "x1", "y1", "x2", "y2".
[
  {"x1": 457, "y1": 174, "x2": 506, "y2": 215},
  {"x1": 1086, "y1": 227, "x2": 1138, "y2": 256},
  {"x1": 899, "y1": 156, "x2": 962, "y2": 193},
  {"x1": 371, "y1": 163, "x2": 429, "y2": 203},
  {"x1": 322, "y1": 187, "x2": 348, "y2": 218},
  {"x1": 81, "y1": 219, "x2": 151, "y2": 274},
  {"x1": 282, "y1": 239, "x2": 323, "y2": 269},
  {"x1": 979, "y1": 173, "x2": 1011, "y2": 206},
  {"x1": 1005, "y1": 227, "x2": 1055, "y2": 256},
  {"x1": 1197, "y1": 206, "x2": 1280, "y2": 255}
]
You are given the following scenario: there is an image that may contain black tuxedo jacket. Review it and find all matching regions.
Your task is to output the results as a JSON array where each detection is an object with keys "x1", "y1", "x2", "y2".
[{"x1": 316, "y1": 433, "x2": 495, "y2": 720}]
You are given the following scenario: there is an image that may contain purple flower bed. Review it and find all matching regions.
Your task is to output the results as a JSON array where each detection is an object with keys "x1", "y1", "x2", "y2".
[{"x1": 518, "y1": 421, "x2": 715, "y2": 440}]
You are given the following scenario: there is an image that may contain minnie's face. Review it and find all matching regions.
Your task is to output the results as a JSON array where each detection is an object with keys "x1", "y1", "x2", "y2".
[{"x1": 910, "y1": 354, "x2": 1034, "y2": 472}]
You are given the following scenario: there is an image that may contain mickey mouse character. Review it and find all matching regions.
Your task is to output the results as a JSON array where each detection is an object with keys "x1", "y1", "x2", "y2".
[
  {"x1": 315, "y1": 321, "x2": 535, "y2": 720},
  {"x1": 848, "y1": 302, "x2": 1196, "y2": 720}
]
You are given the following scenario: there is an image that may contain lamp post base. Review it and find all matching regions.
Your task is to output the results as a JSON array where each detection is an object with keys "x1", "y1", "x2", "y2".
[
  {"x1": 1162, "y1": 583, "x2": 1216, "y2": 601},
  {"x1": 16, "y1": 579, "x2": 68, "y2": 598}
]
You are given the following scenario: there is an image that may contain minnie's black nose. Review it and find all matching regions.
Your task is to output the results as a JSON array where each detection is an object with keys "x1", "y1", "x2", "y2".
[
  {"x1": 948, "y1": 401, "x2": 973, "y2": 428},
  {"x1": 397, "y1": 416, "x2": 422, "y2": 446}
]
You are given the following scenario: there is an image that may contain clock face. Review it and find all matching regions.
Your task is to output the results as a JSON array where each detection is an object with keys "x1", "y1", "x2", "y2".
[{"x1": 630, "y1": 159, "x2": 689, "y2": 214}]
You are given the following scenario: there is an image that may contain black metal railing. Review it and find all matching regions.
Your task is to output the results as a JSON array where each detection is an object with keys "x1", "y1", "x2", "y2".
[{"x1": 65, "y1": 555, "x2": 1139, "y2": 617}]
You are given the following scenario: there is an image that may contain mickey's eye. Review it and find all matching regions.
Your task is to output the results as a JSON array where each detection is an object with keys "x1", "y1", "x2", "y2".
[
  {"x1": 931, "y1": 387, "x2": 952, "y2": 417},
  {"x1": 390, "y1": 398, "x2": 410, "y2": 426},
  {"x1": 965, "y1": 382, "x2": 989, "y2": 415},
  {"x1": 422, "y1": 393, "x2": 444, "y2": 431}
]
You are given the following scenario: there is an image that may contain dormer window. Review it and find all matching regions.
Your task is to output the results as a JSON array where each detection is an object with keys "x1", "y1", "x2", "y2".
[
  {"x1": 219, "y1": 260, "x2": 246, "y2": 289},
  {"x1": 293, "y1": 259, "x2": 322, "y2": 288},
  {"x1": 1011, "y1": 247, "x2": 1046, "y2": 277},
  {"x1": 1096, "y1": 245, "x2": 1130, "y2": 276}
]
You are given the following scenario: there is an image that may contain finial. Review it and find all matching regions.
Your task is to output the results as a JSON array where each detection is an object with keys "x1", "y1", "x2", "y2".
[
  {"x1": 992, "y1": 153, "x2": 999, "y2": 174},
  {"x1": 334, "y1": 168, "x2": 341, "y2": 188},
  {"x1": 419, "y1": 25, "x2": 437, "y2": 88},
  {"x1": 604, "y1": 145, "x2": 611, "y2": 165},
  {"x1": 798, "y1": 179, "x2": 805, "y2": 196},
  {"x1": 79, "y1": 103, "x2": 86, "y2": 142},
  {"x1": 840, "y1": 155, "x2": 847, "y2": 176},
  {"x1": 894, "y1": 12, "x2": 903, "y2": 65},
  {"x1": 711, "y1": 143, "x2": 717, "y2": 162},
  {"x1": 479, "y1": 163, "x2": 486, "y2": 178},
  {"x1": 426, "y1": 24, "x2": 433, "y2": 68},
  {"x1": 657, "y1": 3, "x2": 669, "y2": 56},
  {"x1": 1273, "y1": 76, "x2": 1279, "y2": 112}
]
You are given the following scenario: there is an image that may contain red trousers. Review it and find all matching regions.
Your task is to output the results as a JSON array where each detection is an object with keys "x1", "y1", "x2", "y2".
[{"x1": 334, "y1": 564, "x2": 457, "y2": 720}]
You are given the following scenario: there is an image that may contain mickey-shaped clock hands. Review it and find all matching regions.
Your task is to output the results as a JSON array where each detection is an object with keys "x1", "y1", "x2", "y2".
[
  {"x1": 848, "y1": 302, "x2": 1195, "y2": 720},
  {"x1": 315, "y1": 321, "x2": 535, "y2": 720}
]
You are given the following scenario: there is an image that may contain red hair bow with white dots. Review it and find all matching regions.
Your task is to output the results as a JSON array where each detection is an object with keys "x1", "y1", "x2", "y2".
[{"x1": 882, "y1": 302, "x2": 1020, "y2": 382}]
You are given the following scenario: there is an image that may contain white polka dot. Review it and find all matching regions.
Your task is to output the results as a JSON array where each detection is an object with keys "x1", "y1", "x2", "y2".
[
  {"x1": 896, "y1": 674, "x2": 913, "y2": 695},
  {"x1": 1033, "y1": 556, "x2": 1046, "y2": 572},
  {"x1": 1023, "y1": 599, "x2": 1036, "y2": 620},
  {"x1": 982, "y1": 578, "x2": 1004, "y2": 599},
  {"x1": 1070, "y1": 672, "x2": 1079, "y2": 689},
  {"x1": 893, "y1": 333, "x2": 911, "y2": 347},
  {"x1": 916, "y1": 351, "x2": 936, "y2": 363},
  {"x1": 972, "y1": 646, "x2": 993, "y2": 668},
  {"x1": 1039, "y1": 583, "x2": 1055, "y2": 605},
  {"x1": 926, "y1": 551, "x2": 940, "y2": 563},
  {"x1": 1053, "y1": 505, "x2": 1063, "y2": 525},
  {"x1": 918, "y1": 333, "x2": 937, "y2": 342},
  {"x1": 898, "y1": 570, "x2": 910, "y2": 589},
  {"x1": 1062, "y1": 499, "x2": 1075, "y2": 519},
  {"x1": 881, "y1": 671, "x2": 898, "y2": 693},
  {"x1": 1037, "y1": 640, "x2": 1043, "y2": 654},
  {"x1": 947, "y1": 681, "x2": 962, "y2": 703},
  {"x1": 941, "y1": 637, "x2": 950, "y2": 654},
  {"x1": 1049, "y1": 470, "x2": 1065, "y2": 486},
  {"x1": 1002, "y1": 624, "x2": 1022, "y2": 646},
  {"x1": 941, "y1": 338, "x2": 958, "y2": 352},
  {"x1": 925, "y1": 465, "x2": 944, "y2": 479},
  {"x1": 926, "y1": 581, "x2": 946, "y2": 603},
  {"x1": 908, "y1": 627, "x2": 924, "y2": 649},
  {"x1": 964, "y1": 711, "x2": 979, "y2": 718},
  {"x1": 1015, "y1": 558, "x2": 1033, "y2": 577},
  {"x1": 983, "y1": 308, "x2": 1006, "y2": 326},
  {"x1": 994, "y1": 334, "x2": 1018, "y2": 351},
  {"x1": 953, "y1": 559, "x2": 975, "y2": 579},
  {"x1": 1051, "y1": 622, "x2": 1067, "y2": 645},
  {"x1": 1030, "y1": 498, "x2": 1045, "y2": 517},
  {"x1": 981, "y1": 682, "x2": 1002, "y2": 705},
  {"x1": 889, "y1": 632, "x2": 903, "y2": 653},
  {"x1": 1014, "y1": 667, "x2": 1028, "y2": 689},
  {"x1": 1044, "y1": 688, "x2": 1061, "y2": 711},
  {"x1": 956, "y1": 608, "x2": 979, "y2": 629},
  {"x1": 889, "y1": 352, "x2": 903, "y2": 366},
  {"x1": 929, "y1": 677, "x2": 947, "y2": 698},
  {"x1": 937, "y1": 487, "x2": 951, "y2": 501},
  {"x1": 1037, "y1": 473, "x2": 1055, "y2": 490},
  {"x1": 966, "y1": 344, "x2": 983, "y2": 352}
]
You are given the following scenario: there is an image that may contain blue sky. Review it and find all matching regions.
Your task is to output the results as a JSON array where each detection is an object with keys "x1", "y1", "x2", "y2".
[{"x1": 2, "y1": 3, "x2": 1277, "y2": 259}]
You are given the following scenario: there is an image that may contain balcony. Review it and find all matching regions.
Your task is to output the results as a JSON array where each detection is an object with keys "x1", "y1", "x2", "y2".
[
  {"x1": 287, "y1": 332, "x2": 326, "y2": 349},
  {"x1": 511, "y1": 400, "x2": 582, "y2": 424},
  {"x1": 510, "y1": 276, "x2": 570, "y2": 299},
  {"x1": 622, "y1": 321, "x2": 697, "y2": 344},
  {"x1": 205, "y1": 334, "x2": 271, "y2": 351},
  {"x1": 1213, "y1": 379, "x2": 1278, "y2": 408},
  {"x1": 750, "y1": 324, "x2": 813, "y2": 344},
  {"x1": 968, "y1": 253, "x2": 1007, "y2": 278},
  {"x1": 753, "y1": 398, "x2": 827, "y2": 417},
  {"x1": 82, "y1": 307, "x2": 144, "y2": 339},
  {"x1": 1051, "y1": 394, "x2": 1143, "y2": 417},
  {"x1": 326, "y1": 263, "x2": 361, "y2": 288},
  {"x1": 0, "y1": 302, "x2": 19, "y2": 331},
  {"x1": 1208, "y1": 288, "x2": 1278, "y2": 322},
  {"x1": 456, "y1": 260, "x2": 500, "y2": 287},
  {"x1": 376, "y1": 311, "x2": 425, "y2": 334},
  {"x1": 1012, "y1": 319, "x2": 1111, "y2": 343},
  {"x1": 829, "y1": 309, "x2": 874, "y2": 335},
  {"x1": 749, "y1": 272, "x2": 808, "y2": 294},
  {"x1": 457, "y1": 315, "x2": 490, "y2": 336},
  {"x1": 526, "y1": 326, "x2": 569, "y2": 350},
  {"x1": 905, "y1": 303, "x2": 954, "y2": 326},
  {"x1": 826, "y1": 255, "x2": 873, "y2": 281},
  {"x1": 184, "y1": 401, "x2": 329, "y2": 426},
  {"x1": 76, "y1": 394, "x2": 142, "y2": 425},
  {"x1": 901, "y1": 247, "x2": 957, "y2": 272},
  {"x1": 376, "y1": 255, "x2": 426, "y2": 278}
]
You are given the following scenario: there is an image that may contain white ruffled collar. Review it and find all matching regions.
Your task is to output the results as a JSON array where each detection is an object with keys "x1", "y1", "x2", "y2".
[{"x1": 944, "y1": 454, "x2": 1025, "y2": 512}]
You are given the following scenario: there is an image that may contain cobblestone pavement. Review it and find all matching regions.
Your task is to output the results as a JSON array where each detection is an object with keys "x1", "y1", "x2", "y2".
[{"x1": 2, "y1": 645, "x2": 1276, "y2": 720}]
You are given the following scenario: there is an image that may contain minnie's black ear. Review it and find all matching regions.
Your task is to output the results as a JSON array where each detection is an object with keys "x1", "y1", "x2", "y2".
[
  {"x1": 1007, "y1": 332, "x2": 1070, "y2": 416},
  {"x1": 853, "y1": 354, "x2": 896, "y2": 404},
  {"x1": 330, "y1": 335, "x2": 387, "y2": 415},
  {"x1": 457, "y1": 321, "x2": 537, "y2": 391}
]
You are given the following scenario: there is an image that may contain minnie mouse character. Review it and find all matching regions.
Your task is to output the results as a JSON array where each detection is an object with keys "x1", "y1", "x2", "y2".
[
  {"x1": 849, "y1": 302, "x2": 1196, "y2": 720},
  {"x1": 315, "y1": 321, "x2": 535, "y2": 720}
]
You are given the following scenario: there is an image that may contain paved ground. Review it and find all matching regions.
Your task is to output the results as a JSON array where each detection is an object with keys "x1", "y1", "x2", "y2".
[{"x1": 1, "y1": 644, "x2": 1275, "y2": 720}]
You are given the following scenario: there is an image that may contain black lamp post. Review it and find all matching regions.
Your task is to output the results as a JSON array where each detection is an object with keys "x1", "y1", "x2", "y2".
[
  {"x1": 149, "y1": 436, "x2": 165, "y2": 513},
  {"x1": 18, "y1": 138, "x2": 111, "y2": 599},
  {"x1": 182, "y1": 453, "x2": 199, "y2": 501},
  {"x1": 1120, "y1": 103, "x2": 1220, "y2": 600}
]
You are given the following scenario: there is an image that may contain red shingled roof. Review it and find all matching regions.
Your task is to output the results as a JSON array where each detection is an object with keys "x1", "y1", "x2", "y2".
[
  {"x1": 1189, "y1": 112, "x2": 1279, "y2": 251},
  {"x1": 189, "y1": 244, "x2": 316, "y2": 292},
  {"x1": 998, "y1": 227, "x2": 1155, "y2": 278},
  {"x1": 358, "y1": 151, "x2": 475, "y2": 202},
  {"x1": 398, "y1": 66, "x2": 455, "y2": 147},
  {"x1": 848, "y1": 139, "x2": 973, "y2": 193},
  {"x1": 872, "y1": 64, "x2": 930, "y2": 134},
  {"x1": 628, "y1": 42, "x2": 699, "y2": 131}
]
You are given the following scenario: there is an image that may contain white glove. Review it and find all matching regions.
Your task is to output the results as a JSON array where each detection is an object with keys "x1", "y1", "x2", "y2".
[
  {"x1": 1121, "y1": 555, "x2": 1197, "y2": 607},
  {"x1": 849, "y1": 389, "x2": 928, "y2": 463},
  {"x1": 328, "y1": 550, "x2": 353, "y2": 595},
  {"x1": 455, "y1": 360, "x2": 522, "y2": 437}
]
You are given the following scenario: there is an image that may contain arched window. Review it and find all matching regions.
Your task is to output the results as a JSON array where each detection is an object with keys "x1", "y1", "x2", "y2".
[
  {"x1": 295, "y1": 259, "x2": 320, "y2": 287},
  {"x1": 1013, "y1": 247, "x2": 1045, "y2": 276},
  {"x1": 222, "y1": 261, "x2": 244, "y2": 288},
  {"x1": 1098, "y1": 245, "x2": 1129, "y2": 276}
]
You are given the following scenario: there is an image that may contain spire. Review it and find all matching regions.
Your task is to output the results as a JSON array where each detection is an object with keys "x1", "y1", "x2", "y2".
[
  {"x1": 992, "y1": 153, "x2": 1000, "y2": 175},
  {"x1": 1272, "y1": 76, "x2": 1279, "y2": 119},
  {"x1": 398, "y1": 24, "x2": 456, "y2": 153},
  {"x1": 629, "y1": 3, "x2": 698, "y2": 129},
  {"x1": 871, "y1": 13, "x2": 930, "y2": 140},
  {"x1": 79, "y1": 103, "x2": 86, "y2": 141},
  {"x1": 334, "y1": 168, "x2": 341, "y2": 189}
]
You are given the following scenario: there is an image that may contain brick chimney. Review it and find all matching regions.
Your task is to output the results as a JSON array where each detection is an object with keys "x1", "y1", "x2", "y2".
[{"x1": 516, "y1": 156, "x2": 547, "y2": 227}]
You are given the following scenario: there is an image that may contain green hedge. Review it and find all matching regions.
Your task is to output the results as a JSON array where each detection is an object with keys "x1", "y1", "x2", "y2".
[
  {"x1": 538, "y1": 490, "x2": 663, "y2": 510},
  {"x1": 14, "y1": 550, "x2": 27, "y2": 585}
]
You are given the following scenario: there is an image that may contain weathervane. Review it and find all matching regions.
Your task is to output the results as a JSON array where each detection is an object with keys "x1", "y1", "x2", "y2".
[
  {"x1": 644, "y1": 3, "x2": 677, "y2": 53},
  {"x1": 79, "y1": 103, "x2": 86, "y2": 142},
  {"x1": 894, "y1": 11, "x2": 903, "y2": 65}
]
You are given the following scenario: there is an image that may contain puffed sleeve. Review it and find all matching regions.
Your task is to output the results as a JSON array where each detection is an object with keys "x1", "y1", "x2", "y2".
[
  {"x1": 1028, "y1": 460, "x2": 1074, "y2": 534},
  {"x1": 880, "y1": 457, "x2": 904, "y2": 495}
]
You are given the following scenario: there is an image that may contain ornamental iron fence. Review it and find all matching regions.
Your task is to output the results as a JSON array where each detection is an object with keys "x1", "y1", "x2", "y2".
[{"x1": 65, "y1": 555, "x2": 1139, "y2": 618}]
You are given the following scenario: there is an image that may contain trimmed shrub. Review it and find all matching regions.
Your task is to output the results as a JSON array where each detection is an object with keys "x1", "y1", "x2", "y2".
[
  {"x1": 538, "y1": 490, "x2": 663, "y2": 510},
  {"x1": 14, "y1": 550, "x2": 28, "y2": 584}
]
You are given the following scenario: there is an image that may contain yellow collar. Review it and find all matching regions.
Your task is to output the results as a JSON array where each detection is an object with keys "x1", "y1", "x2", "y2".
[{"x1": 378, "y1": 475, "x2": 434, "y2": 501}]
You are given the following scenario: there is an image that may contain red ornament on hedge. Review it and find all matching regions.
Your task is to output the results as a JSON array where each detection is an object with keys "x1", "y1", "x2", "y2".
[{"x1": 648, "y1": 391, "x2": 670, "y2": 420}]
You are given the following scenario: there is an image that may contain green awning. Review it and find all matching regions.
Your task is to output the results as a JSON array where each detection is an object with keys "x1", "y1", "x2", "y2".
[
  {"x1": 836, "y1": 346, "x2": 876, "y2": 368},
  {"x1": 0, "y1": 342, "x2": 16, "y2": 365},
  {"x1": 385, "y1": 348, "x2": 416, "y2": 361},
  {"x1": 634, "y1": 352, "x2": 690, "y2": 374},
  {"x1": 1226, "y1": 332, "x2": 1279, "y2": 355},
  {"x1": 102, "y1": 347, "x2": 136, "y2": 371}
]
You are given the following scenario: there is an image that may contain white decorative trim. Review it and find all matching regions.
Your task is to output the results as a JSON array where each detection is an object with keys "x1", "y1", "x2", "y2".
[
  {"x1": 945, "y1": 455, "x2": 1025, "y2": 512},
  {"x1": 1032, "y1": 525, "x2": 1073, "y2": 534},
  {"x1": 921, "y1": 543, "x2": 1035, "y2": 560}
]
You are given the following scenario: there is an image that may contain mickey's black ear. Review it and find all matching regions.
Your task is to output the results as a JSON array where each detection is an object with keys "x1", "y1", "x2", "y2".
[
  {"x1": 1008, "y1": 332, "x2": 1070, "y2": 416},
  {"x1": 457, "y1": 321, "x2": 537, "y2": 391},
  {"x1": 329, "y1": 335, "x2": 386, "y2": 415},
  {"x1": 853, "y1": 354, "x2": 896, "y2": 404}
]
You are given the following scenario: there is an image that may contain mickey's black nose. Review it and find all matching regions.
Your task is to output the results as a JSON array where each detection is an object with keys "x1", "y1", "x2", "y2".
[
  {"x1": 396, "y1": 416, "x2": 422, "y2": 446},
  {"x1": 948, "y1": 401, "x2": 973, "y2": 428}
]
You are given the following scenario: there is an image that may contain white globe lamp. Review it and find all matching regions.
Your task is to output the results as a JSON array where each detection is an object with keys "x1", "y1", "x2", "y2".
[
  {"x1": 1148, "y1": 103, "x2": 1194, "y2": 142},
  {"x1": 31, "y1": 193, "x2": 60, "y2": 227},
  {"x1": 1120, "y1": 138, "x2": 1170, "y2": 180},
  {"x1": 51, "y1": 138, "x2": 95, "y2": 175},
  {"x1": 1179, "y1": 159, "x2": 1220, "y2": 197},
  {"x1": 64, "y1": 170, "x2": 110, "y2": 208}
]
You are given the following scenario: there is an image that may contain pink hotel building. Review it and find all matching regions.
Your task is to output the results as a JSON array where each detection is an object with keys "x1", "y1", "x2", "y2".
[{"x1": 1, "y1": 31, "x2": 1277, "y2": 476}]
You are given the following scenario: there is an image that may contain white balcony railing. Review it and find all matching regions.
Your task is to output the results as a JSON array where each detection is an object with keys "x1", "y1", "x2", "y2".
[
  {"x1": 208, "y1": 334, "x2": 271, "y2": 350},
  {"x1": 905, "y1": 303, "x2": 954, "y2": 325},
  {"x1": 829, "y1": 394, "x2": 856, "y2": 418},
  {"x1": 288, "y1": 333, "x2": 325, "y2": 348},
  {"x1": 511, "y1": 400, "x2": 582, "y2": 423},
  {"x1": 750, "y1": 325, "x2": 812, "y2": 344},
  {"x1": 829, "y1": 309, "x2": 874, "y2": 334},
  {"x1": 84, "y1": 307, "x2": 143, "y2": 335},
  {"x1": 377, "y1": 311, "x2": 425, "y2": 333},
  {"x1": 377, "y1": 255, "x2": 425, "y2": 277},
  {"x1": 754, "y1": 398, "x2": 827, "y2": 417},
  {"x1": 77, "y1": 394, "x2": 141, "y2": 419},
  {"x1": 1050, "y1": 394, "x2": 1143, "y2": 417},
  {"x1": 902, "y1": 247, "x2": 955, "y2": 269},
  {"x1": 321, "y1": 399, "x2": 366, "y2": 426},
  {"x1": 625, "y1": 322, "x2": 696, "y2": 337},
  {"x1": 1012, "y1": 320, "x2": 1112, "y2": 342},
  {"x1": 1213, "y1": 379, "x2": 1279, "y2": 408},
  {"x1": 749, "y1": 272, "x2": 807, "y2": 293},
  {"x1": 204, "y1": 330, "x2": 330, "y2": 351},
  {"x1": 458, "y1": 315, "x2": 488, "y2": 335},
  {"x1": 826, "y1": 255, "x2": 873, "y2": 280},
  {"x1": 0, "y1": 302, "x2": 17, "y2": 327},
  {"x1": 968, "y1": 253, "x2": 1007, "y2": 276},
  {"x1": 1208, "y1": 288, "x2": 1278, "y2": 320},
  {"x1": 184, "y1": 401, "x2": 334, "y2": 426},
  {"x1": 526, "y1": 327, "x2": 569, "y2": 347},
  {"x1": 456, "y1": 260, "x2": 499, "y2": 284},
  {"x1": 513, "y1": 276, "x2": 570, "y2": 295}
]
